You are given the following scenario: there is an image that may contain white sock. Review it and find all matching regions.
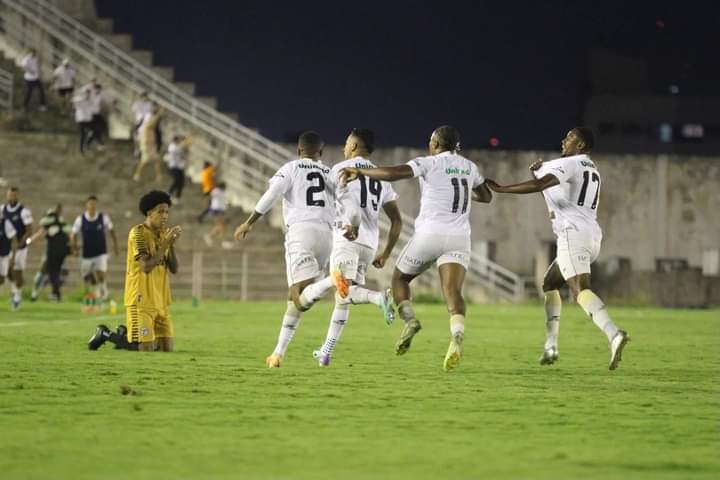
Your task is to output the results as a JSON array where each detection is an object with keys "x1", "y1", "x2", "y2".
[
  {"x1": 450, "y1": 314, "x2": 465, "y2": 337},
  {"x1": 576, "y1": 289, "x2": 619, "y2": 342},
  {"x1": 99, "y1": 281, "x2": 108, "y2": 299},
  {"x1": 321, "y1": 303, "x2": 350, "y2": 357},
  {"x1": 544, "y1": 290, "x2": 562, "y2": 349},
  {"x1": 10, "y1": 282, "x2": 21, "y2": 301},
  {"x1": 272, "y1": 302, "x2": 302, "y2": 357},
  {"x1": 397, "y1": 300, "x2": 416, "y2": 323},
  {"x1": 298, "y1": 276, "x2": 334, "y2": 309},
  {"x1": 346, "y1": 285, "x2": 383, "y2": 306}
]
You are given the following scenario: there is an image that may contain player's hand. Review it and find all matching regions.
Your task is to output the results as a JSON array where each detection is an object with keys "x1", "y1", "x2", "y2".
[
  {"x1": 339, "y1": 167, "x2": 360, "y2": 185},
  {"x1": 485, "y1": 179, "x2": 501, "y2": 192},
  {"x1": 234, "y1": 223, "x2": 252, "y2": 240},
  {"x1": 529, "y1": 158, "x2": 544, "y2": 171},
  {"x1": 372, "y1": 254, "x2": 388, "y2": 268},
  {"x1": 341, "y1": 224, "x2": 359, "y2": 241},
  {"x1": 165, "y1": 226, "x2": 182, "y2": 245}
]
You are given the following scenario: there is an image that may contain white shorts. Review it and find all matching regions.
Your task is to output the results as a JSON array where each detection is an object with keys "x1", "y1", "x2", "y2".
[
  {"x1": 555, "y1": 228, "x2": 602, "y2": 280},
  {"x1": 284, "y1": 223, "x2": 332, "y2": 287},
  {"x1": 396, "y1": 232, "x2": 471, "y2": 276},
  {"x1": 0, "y1": 255, "x2": 9, "y2": 277},
  {"x1": 11, "y1": 248, "x2": 28, "y2": 271},
  {"x1": 331, "y1": 241, "x2": 376, "y2": 286},
  {"x1": 80, "y1": 254, "x2": 109, "y2": 277}
]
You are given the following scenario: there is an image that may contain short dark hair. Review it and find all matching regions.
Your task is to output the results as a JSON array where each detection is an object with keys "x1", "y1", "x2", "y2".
[
  {"x1": 8, "y1": 186, "x2": 19, "y2": 192},
  {"x1": 433, "y1": 125, "x2": 461, "y2": 151},
  {"x1": 350, "y1": 128, "x2": 375, "y2": 154},
  {"x1": 139, "y1": 190, "x2": 172, "y2": 216},
  {"x1": 298, "y1": 131, "x2": 323, "y2": 151},
  {"x1": 218, "y1": 181, "x2": 227, "y2": 189},
  {"x1": 573, "y1": 127, "x2": 595, "y2": 150},
  {"x1": 87, "y1": 195, "x2": 98, "y2": 201}
]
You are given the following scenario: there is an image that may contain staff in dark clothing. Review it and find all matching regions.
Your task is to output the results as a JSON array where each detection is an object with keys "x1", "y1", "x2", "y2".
[{"x1": 26, "y1": 206, "x2": 71, "y2": 301}]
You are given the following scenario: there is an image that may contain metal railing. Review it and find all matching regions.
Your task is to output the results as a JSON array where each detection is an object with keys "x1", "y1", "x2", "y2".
[
  {"x1": 0, "y1": 0, "x2": 523, "y2": 301},
  {"x1": 0, "y1": 66, "x2": 12, "y2": 110}
]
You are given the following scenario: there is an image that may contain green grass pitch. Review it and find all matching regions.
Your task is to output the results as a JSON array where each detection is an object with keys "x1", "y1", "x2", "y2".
[{"x1": 0, "y1": 299, "x2": 718, "y2": 479}]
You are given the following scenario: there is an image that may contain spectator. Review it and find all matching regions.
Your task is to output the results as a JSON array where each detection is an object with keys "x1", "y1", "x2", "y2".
[
  {"x1": 52, "y1": 59, "x2": 76, "y2": 111},
  {"x1": 72, "y1": 89, "x2": 94, "y2": 154},
  {"x1": 203, "y1": 182, "x2": 233, "y2": 249},
  {"x1": 26, "y1": 205, "x2": 71, "y2": 302},
  {"x1": 21, "y1": 48, "x2": 47, "y2": 111},
  {"x1": 196, "y1": 161, "x2": 217, "y2": 222},
  {"x1": 132, "y1": 102, "x2": 164, "y2": 182},
  {"x1": 166, "y1": 135, "x2": 192, "y2": 202},
  {"x1": 131, "y1": 92, "x2": 152, "y2": 156},
  {"x1": 88, "y1": 83, "x2": 115, "y2": 151}
]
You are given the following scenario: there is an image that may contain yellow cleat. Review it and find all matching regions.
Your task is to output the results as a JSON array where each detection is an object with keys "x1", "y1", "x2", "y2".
[
  {"x1": 332, "y1": 269, "x2": 350, "y2": 299},
  {"x1": 265, "y1": 354, "x2": 282, "y2": 368},
  {"x1": 443, "y1": 332, "x2": 464, "y2": 372},
  {"x1": 395, "y1": 319, "x2": 422, "y2": 355}
]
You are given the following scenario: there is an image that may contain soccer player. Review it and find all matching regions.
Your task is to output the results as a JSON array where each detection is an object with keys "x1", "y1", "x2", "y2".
[
  {"x1": 89, "y1": 191, "x2": 181, "y2": 352},
  {"x1": 340, "y1": 126, "x2": 492, "y2": 371},
  {"x1": 485, "y1": 127, "x2": 629, "y2": 370},
  {"x1": 0, "y1": 209, "x2": 18, "y2": 290},
  {"x1": 70, "y1": 195, "x2": 119, "y2": 301},
  {"x1": 25, "y1": 206, "x2": 71, "y2": 302},
  {"x1": 1, "y1": 187, "x2": 33, "y2": 310},
  {"x1": 313, "y1": 128, "x2": 402, "y2": 366},
  {"x1": 235, "y1": 131, "x2": 338, "y2": 368}
]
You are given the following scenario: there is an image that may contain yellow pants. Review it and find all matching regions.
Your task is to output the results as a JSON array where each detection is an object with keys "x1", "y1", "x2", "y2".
[{"x1": 126, "y1": 305, "x2": 174, "y2": 343}]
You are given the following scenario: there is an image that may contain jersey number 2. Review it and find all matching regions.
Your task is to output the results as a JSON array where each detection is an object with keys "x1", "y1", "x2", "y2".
[
  {"x1": 306, "y1": 172, "x2": 325, "y2": 207},
  {"x1": 577, "y1": 171, "x2": 600, "y2": 209},
  {"x1": 451, "y1": 178, "x2": 469, "y2": 214}
]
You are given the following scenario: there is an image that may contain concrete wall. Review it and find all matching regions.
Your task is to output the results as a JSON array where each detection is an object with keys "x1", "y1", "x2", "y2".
[{"x1": 317, "y1": 145, "x2": 720, "y2": 276}]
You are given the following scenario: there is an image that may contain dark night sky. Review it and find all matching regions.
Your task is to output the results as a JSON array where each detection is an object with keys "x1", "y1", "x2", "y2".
[{"x1": 95, "y1": 0, "x2": 719, "y2": 150}]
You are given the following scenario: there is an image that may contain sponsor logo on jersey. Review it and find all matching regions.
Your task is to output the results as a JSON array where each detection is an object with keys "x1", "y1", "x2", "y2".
[
  {"x1": 298, "y1": 163, "x2": 330, "y2": 174},
  {"x1": 445, "y1": 167, "x2": 471, "y2": 175},
  {"x1": 580, "y1": 160, "x2": 596, "y2": 168},
  {"x1": 354, "y1": 163, "x2": 374, "y2": 169}
]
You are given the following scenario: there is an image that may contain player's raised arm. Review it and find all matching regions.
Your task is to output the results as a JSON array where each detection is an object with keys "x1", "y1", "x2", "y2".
[
  {"x1": 486, "y1": 174, "x2": 560, "y2": 194},
  {"x1": 340, "y1": 165, "x2": 414, "y2": 185}
]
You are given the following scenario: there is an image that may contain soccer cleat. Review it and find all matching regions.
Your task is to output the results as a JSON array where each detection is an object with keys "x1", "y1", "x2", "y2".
[
  {"x1": 395, "y1": 319, "x2": 422, "y2": 356},
  {"x1": 443, "y1": 332, "x2": 464, "y2": 371},
  {"x1": 331, "y1": 269, "x2": 350, "y2": 299},
  {"x1": 30, "y1": 291, "x2": 39, "y2": 302},
  {"x1": 378, "y1": 288, "x2": 395, "y2": 325},
  {"x1": 11, "y1": 296, "x2": 21, "y2": 311},
  {"x1": 609, "y1": 330, "x2": 630, "y2": 370},
  {"x1": 265, "y1": 354, "x2": 283, "y2": 368},
  {"x1": 317, "y1": 353, "x2": 331, "y2": 367},
  {"x1": 88, "y1": 324, "x2": 111, "y2": 350},
  {"x1": 539, "y1": 346, "x2": 559, "y2": 365}
]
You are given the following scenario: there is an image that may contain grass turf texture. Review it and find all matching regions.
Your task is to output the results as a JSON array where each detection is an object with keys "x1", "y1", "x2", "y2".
[{"x1": 0, "y1": 300, "x2": 718, "y2": 479}]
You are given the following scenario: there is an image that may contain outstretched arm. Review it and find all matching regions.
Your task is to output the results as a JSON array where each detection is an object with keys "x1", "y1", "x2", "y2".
[
  {"x1": 472, "y1": 182, "x2": 493, "y2": 203},
  {"x1": 486, "y1": 174, "x2": 559, "y2": 194},
  {"x1": 341, "y1": 165, "x2": 414, "y2": 184},
  {"x1": 234, "y1": 175, "x2": 288, "y2": 240}
]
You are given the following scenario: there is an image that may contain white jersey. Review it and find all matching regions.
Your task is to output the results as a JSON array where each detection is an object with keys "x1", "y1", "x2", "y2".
[
  {"x1": 210, "y1": 188, "x2": 227, "y2": 211},
  {"x1": 330, "y1": 157, "x2": 398, "y2": 251},
  {"x1": 53, "y1": 65, "x2": 76, "y2": 89},
  {"x1": 406, "y1": 151, "x2": 485, "y2": 235},
  {"x1": 533, "y1": 154, "x2": 602, "y2": 238},
  {"x1": 260, "y1": 158, "x2": 334, "y2": 230}
]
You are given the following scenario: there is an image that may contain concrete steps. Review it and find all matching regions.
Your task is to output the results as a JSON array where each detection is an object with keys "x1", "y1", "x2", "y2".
[{"x1": 0, "y1": 130, "x2": 290, "y2": 300}]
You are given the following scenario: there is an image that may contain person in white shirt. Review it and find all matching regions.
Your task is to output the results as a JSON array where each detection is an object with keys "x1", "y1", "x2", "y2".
[
  {"x1": 341, "y1": 126, "x2": 492, "y2": 371},
  {"x1": 0, "y1": 212, "x2": 18, "y2": 289},
  {"x1": 88, "y1": 83, "x2": 114, "y2": 150},
  {"x1": 312, "y1": 128, "x2": 402, "y2": 367},
  {"x1": 234, "y1": 131, "x2": 339, "y2": 368},
  {"x1": 20, "y1": 48, "x2": 47, "y2": 111},
  {"x1": 203, "y1": 182, "x2": 233, "y2": 249},
  {"x1": 486, "y1": 127, "x2": 629, "y2": 370},
  {"x1": 70, "y1": 196, "x2": 119, "y2": 300},
  {"x1": 52, "y1": 59, "x2": 76, "y2": 110},
  {"x1": 72, "y1": 89, "x2": 95, "y2": 154},
  {"x1": 131, "y1": 92, "x2": 153, "y2": 156},
  {"x1": 1, "y1": 186, "x2": 34, "y2": 310},
  {"x1": 166, "y1": 135, "x2": 192, "y2": 201}
]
